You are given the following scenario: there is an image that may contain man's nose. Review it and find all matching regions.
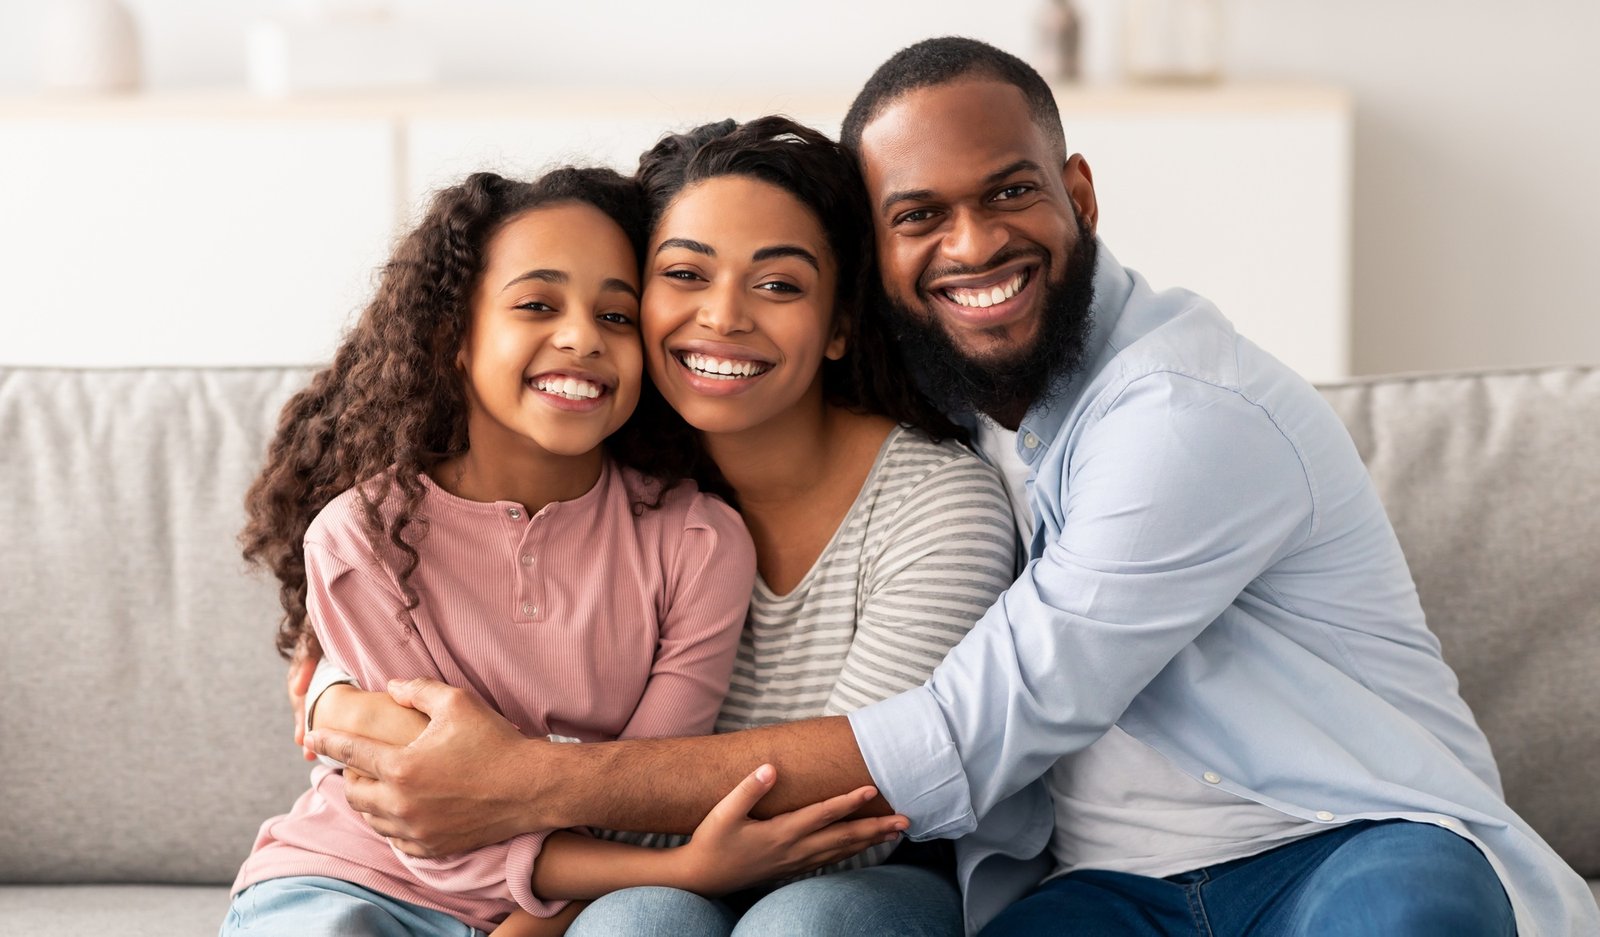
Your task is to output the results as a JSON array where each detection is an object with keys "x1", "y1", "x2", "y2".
[{"x1": 942, "y1": 207, "x2": 1008, "y2": 268}]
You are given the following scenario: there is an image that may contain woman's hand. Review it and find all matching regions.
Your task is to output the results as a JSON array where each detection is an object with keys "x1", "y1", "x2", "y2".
[{"x1": 672, "y1": 764, "x2": 909, "y2": 895}]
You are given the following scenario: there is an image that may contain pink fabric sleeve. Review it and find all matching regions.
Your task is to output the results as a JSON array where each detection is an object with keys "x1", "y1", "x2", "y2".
[
  {"x1": 615, "y1": 492, "x2": 755, "y2": 741},
  {"x1": 303, "y1": 536, "x2": 568, "y2": 918}
]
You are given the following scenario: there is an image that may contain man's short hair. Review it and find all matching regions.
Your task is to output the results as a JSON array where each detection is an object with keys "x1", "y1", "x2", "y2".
[{"x1": 840, "y1": 36, "x2": 1067, "y2": 162}]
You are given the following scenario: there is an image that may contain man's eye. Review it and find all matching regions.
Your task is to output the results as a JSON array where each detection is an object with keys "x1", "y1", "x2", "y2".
[
  {"x1": 994, "y1": 184, "x2": 1034, "y2": 201},
  {"x1": 894, "y1": 208, "x2": 937, "y2": 227}
]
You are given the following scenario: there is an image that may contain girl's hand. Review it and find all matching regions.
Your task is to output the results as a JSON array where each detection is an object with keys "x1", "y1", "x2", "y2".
[
  {"x1": 672, "y1": 764, "x2": 909, "y2": 895},
  {"x1": 287, "y1": 639, "x2": 320, "y2": 761}
]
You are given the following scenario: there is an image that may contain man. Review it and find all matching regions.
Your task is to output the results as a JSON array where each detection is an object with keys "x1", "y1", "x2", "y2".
[{"x1": 306, "y1": 38, "x2": 1597, "y2": 935}]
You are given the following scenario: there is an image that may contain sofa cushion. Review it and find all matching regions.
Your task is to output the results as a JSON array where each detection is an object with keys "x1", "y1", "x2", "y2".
[
  {"x1": 1317, "y1": 366, "x2": 1600, "y2": 877},
  {"x1": 0, "y1": 367, "x2": 317, "y2": 884},
  {"x1": 0, "y1": 884, "x2": 232, "y2": 935}
]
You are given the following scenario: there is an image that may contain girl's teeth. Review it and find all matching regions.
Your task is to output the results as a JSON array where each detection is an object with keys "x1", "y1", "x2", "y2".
[{"x1": 535, "y1": 377, "x2": 601, "y2": 399}]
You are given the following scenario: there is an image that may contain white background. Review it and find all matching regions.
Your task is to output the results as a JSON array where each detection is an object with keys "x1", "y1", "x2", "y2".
[{"x1": 1, "y1": 0, "x2": 1595, "y2": 376}]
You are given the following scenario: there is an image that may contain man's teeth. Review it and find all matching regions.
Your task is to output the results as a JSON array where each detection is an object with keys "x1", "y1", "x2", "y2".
[
  {"x1": 681, "y1": 353, "x2": 769, "y2": 379},
  {"x1": 945, "y1": 271, "x2": 1027, "y2": 308},
  {"x1": 533, "y1": 376, "x2": 602, "y2": 399}
]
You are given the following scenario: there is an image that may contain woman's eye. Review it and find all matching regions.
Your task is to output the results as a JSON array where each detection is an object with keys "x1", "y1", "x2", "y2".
[
  {"x1": 661, "y1": 268, "x2": 704, "y2": 282},
  {"x1": 756, "y1": 280, "x2": 801, "y2": 295}
]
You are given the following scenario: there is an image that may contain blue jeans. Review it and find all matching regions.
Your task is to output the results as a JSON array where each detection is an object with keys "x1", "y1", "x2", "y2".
[
  {"x1": 981, "y1": 819, "x2": 1516, "y2": 936},
  {"x1": 566, "y1": 864, "x2": 963, "y2": 937},
  {"x1": 220, "y1": 876, "x2": 487, "y2": 937}
]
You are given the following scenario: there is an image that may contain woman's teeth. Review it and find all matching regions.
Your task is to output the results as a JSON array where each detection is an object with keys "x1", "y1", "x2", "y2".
[
  {"x1": 680, "y1": 352, "x2": 770, "y2": 380},
  {"x1": 944, "y1": 270, "x2": 1028, "y2": 308},
  {"x1": 533, "y1": 376, "x2": 603, "y2": 400}
]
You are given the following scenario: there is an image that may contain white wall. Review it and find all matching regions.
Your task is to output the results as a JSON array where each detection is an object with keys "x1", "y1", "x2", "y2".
[{"x1": 3, "y1": 1, "x2": 1595, "y2": 375}]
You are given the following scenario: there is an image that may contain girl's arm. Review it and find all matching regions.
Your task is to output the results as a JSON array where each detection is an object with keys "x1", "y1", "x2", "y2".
[{"x1": 530, "y1": 765, "x2": 901, "y2": 899}]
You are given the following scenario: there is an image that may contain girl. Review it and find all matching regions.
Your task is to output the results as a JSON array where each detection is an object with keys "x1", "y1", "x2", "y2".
[
  {"x1": 229, "y1": 167, "x2": 893, "y2": 937},
  {"x1": 310, "y1": 119, "x2": 1019, "y2": 936}
]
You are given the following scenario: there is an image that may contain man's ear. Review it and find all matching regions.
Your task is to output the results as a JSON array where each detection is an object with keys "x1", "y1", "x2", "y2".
[{"x1": 1063, "y1": 154, "x2": 1099, "y2": 233}]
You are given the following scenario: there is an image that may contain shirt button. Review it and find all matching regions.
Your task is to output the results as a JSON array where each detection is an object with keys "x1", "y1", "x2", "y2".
[
  {"x1": 520, "y1": 554, "x2": 533, "y2": 566},
  {"x1": 1202, "y1": 771, "x2": 1221, "y2": 784},
  {"x1": 507, "y1": 507, "x2": 522, "y2": 519},
  {"x1": 521, "y1": 603, "x2": 536, "y2": 615},
  {"x1": 1022, "y1": 432, "x2": 1040, "y2": 449},
  {"x1": 1315, "y1": 810, "x2": 1335, "y2": 821}
]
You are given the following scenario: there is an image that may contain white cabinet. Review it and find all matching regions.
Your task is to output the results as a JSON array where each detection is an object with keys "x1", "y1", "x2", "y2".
[{"x1": 0, "y1": 86, "x2": 1350, "y2": 380}]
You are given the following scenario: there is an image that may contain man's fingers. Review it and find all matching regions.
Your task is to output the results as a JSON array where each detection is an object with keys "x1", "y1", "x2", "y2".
[
  {"x1": 705, "y1": 764, "x2": 778, "y2": 824},
  {"x1": 385, "y1": 677, "x2": 463, "y2": 716},
  {"x1": 305, "y1": 728, "x2": 396, "y2": 780}
]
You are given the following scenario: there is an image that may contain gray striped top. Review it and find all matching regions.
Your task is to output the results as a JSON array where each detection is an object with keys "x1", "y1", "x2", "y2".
[{"x1": 714, "y1": 425, "x2": 1017, "y2": 874}]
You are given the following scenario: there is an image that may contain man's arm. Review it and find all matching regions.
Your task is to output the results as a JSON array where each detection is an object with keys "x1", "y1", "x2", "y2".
[{"x1": 308, "y1": 683, "x2": 884, "y2": 857}]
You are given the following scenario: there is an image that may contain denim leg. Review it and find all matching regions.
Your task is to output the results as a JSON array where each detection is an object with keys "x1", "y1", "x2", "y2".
[
  {"x1": 978, "y1": 868, "x2": 1191, "y2": 937},
  {"x1": 733, "y1": 865, "x2": 963, "y2": 937},
  {"x1": 566, "y1": 886, "x2": 737, "y2": 937},
  {"x1": 219, "y1": 875, "x2": 485, "y2": 937},
  {"x1": 1277, "y1": 820, "x2": 1516, "y2": 937}
]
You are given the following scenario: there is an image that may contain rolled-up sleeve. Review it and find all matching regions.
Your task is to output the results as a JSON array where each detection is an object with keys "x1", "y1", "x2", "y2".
[{"x1": 850, "y1": 372, "x2": 1317, "y2": 837}]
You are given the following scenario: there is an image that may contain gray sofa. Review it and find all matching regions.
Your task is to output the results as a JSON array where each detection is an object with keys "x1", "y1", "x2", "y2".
[{"x1": 2, "y1": 364, "x2": 1598, "y2": 935}]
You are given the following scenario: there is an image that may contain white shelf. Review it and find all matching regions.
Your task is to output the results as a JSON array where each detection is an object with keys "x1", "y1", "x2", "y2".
[{"x1": 0, "y1": 83, "x2": 1351, "y2": 381}]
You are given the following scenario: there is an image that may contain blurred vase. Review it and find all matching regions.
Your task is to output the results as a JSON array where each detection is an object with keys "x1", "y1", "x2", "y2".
[
  {"x1": 38, "y1": 0, "x2": 143, "y2": 93},
  {"x1": 1035, "y1": 0, "x2": 1083, "y2": 82},
  {"x1": 1125, "y1": 0, "x2": 1223, "y2": 83}
]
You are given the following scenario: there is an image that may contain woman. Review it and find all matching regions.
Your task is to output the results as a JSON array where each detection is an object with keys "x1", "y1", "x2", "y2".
[{"x1": 309, "y1": 117, "x2": 1017, "y2": 935}]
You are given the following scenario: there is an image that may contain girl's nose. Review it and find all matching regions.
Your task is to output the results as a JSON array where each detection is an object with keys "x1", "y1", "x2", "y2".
[{"x1": 553, "y1": 312, "x2": 605, "y2": 357}]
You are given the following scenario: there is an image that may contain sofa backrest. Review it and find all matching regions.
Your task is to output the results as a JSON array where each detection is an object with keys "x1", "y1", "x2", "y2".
[
  {"x1": 1, "y1": 364, "x2": 1596, "y2": 884},
  {"x1": 0, "y1": 367, "x2": 316, "y2": 884},
  {"x1": 1317, "y1": 365, "x2": 1600, "y2": 877}
]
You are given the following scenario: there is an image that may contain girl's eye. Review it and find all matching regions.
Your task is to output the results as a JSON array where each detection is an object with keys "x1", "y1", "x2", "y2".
[
  {"x1": 515, "y1": 301, "x2": 555, "y2": 313},
  {"x1": 599, "y1": 311, "x2": 636, "y2": 326}
]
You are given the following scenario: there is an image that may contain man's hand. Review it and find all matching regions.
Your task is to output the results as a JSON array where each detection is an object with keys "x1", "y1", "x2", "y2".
[
  {"x1": 673, "y1": 765, "x2": 907, "y2": 895},
  {"x1": 287, "y1": 638, "x2": 320, "y2": 762},
  {"x1": 304, "y1": 677, "x2": 548, "y2": 857}
]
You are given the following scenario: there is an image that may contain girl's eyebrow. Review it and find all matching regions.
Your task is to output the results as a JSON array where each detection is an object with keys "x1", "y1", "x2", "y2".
[
  {"x1": 501, "y1": 269, "x2": 637, "y2": 300},
  {"x1": 501, "y1": 268, "x2": 566, "y2": 292},
  {"x1": 752, "y1": 244, "x2": 819, "y2": 271}
]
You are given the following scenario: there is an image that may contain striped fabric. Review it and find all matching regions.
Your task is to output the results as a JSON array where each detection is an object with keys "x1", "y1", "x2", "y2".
[
  {"x1": 609, "y1": 429, "x2": 1015, "y2": 877},
  {"x1": 722, "y1": 426, "x2": 1016, "y2": 873}
]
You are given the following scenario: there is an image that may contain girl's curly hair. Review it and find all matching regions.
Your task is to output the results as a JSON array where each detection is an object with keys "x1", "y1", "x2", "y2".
[
  {"x1": 636, "y1": 116, "x2": 966, "y2": 445},
  {"x1": 242, "y1": 167, "x2": 695, "y2": 659}
]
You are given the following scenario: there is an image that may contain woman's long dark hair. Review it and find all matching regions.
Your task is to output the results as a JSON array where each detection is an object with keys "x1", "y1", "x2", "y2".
[
  {"x1": 636, "y1": 116, "x2": 966, "y2": 445},
  {"x1": 242, "y1": 167, "x2": 695, "y2": 659}
]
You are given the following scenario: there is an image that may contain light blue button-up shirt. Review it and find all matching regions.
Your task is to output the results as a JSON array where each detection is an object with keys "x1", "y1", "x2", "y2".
[{"x1": 849, "y1": 244, "x2": 1598, "y2": 936}]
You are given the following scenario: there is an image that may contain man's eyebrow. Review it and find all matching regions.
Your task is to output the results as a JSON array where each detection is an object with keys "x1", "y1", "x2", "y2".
[
  {"x1": 986, "y1": 159, "x2": 1045, "y2": 185},
  {"x1": 879, "y1": 188, "x2": 934, "y2": 216},
  {"x1": 601, "y1": 277, "x2": 640, "y2": 300},
  {"x1": 752, "y1": 244, "x2": 819, "y2": 271},
  {"x1": 502, "y1": 268, "x2": 566, "y2": 292},
  {"x1": 655, "y1": 237, "x2": 715, "y2": 257}
]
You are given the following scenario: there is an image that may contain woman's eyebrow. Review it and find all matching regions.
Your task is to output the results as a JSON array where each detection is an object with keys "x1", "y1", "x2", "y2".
[
  {"x1": 656, "y1": 237, "x2": 715, "y2": 256},
  {"x1": 752, "y1": 244, "x2": 819, "y2": 271}
]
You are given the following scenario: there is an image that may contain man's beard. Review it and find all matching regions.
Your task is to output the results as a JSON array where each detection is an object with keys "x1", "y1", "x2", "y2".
[{"x1": 882, "y1": 214, "x2": 1098, "y2": 423}]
